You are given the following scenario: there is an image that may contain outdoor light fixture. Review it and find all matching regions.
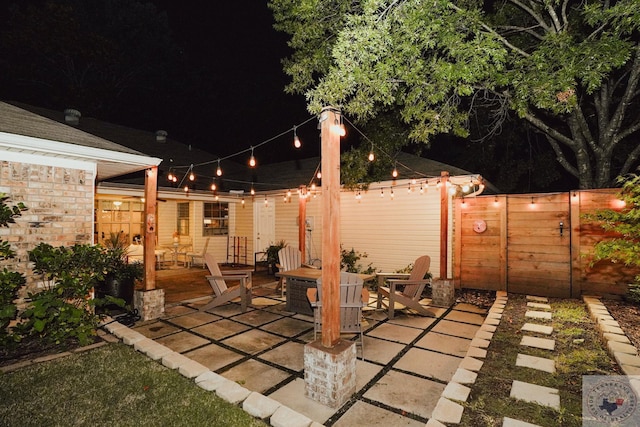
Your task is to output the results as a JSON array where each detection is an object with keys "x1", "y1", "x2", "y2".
[
  {"x1": 249, "y1": 147, "x2": 256, "y2": 167},
  {"x1": 420, "y1": 184, "x2": 424, "y2": 194},
  {"x1": 241, "y1": 198, "x2": 245, "y2": 206},
  {"x1": 264, "y1": 196, "x2": 268, "y2": 206},
  {"x1": 317, "y1": 171, "x2": 322, "y2": 179},
  {"x1": 250, "y1": 186, "x2": 255, "y2": 196},
  {"x1": 368, "y1": 150, "x2": 375, "y2": 161},
  {"x1": 390, "y1": 189, "x2": 395, "y2": 199},
  {"x1": 167, "y1": 170, "x2": 174, "y2": 181},
  {"x1": 380, "y1": 189, "x2": 384, "y2": 198},
  {"x1": 392, "y1": 166, "x2": 398, "y2": 178},
  {"x1": 216, "y1": 160, "x2": 222, "y2": 176},
  {"x1": 293, "y1": 126, "x2": 301, "y2": 148},
  {"x1": 332, "y1": 115, "x2": 346, "y2": 136},
  {"x1": 211, "y1": 182, "x2": 216, "y2": 191}
]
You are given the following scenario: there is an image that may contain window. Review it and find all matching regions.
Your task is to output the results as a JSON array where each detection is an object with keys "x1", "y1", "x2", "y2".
[
  {"x1": 177, "y1": 202, "x2": 190, "y2": 236},
  {"x1": 203, "y1": 202, "x2": 229, "y2": 236},
  {"x1": 95, "y1": 199, "x2": 144, "y2": 244}
]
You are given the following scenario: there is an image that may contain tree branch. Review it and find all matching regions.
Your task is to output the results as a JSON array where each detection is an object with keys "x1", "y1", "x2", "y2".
[
  {"x1": 621, "y1": 131, "x2": 640, "y2": 174},
  {"x1": 507, "y1": 0, "x2": 552, "y2": 34},
  {"x1": 524, "y1": 111, "x2": 576, "y2": 147},
  {"x1": 606, "y1": 44, "x2": 640, "y2": 143},
  {"x1": 497, "y1": 25, "x2": 544, "y2": 41},
  {"x1": 544, "y1": 134, "x2": 580, "y2": 178},
  {"x1": 545, "y1": 2, "x2": 562, "y2": 32}
]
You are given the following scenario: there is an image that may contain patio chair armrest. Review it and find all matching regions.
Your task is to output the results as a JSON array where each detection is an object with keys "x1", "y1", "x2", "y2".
[{"x1": 387, "y1": 279, "x2": 431, "y2": 285}]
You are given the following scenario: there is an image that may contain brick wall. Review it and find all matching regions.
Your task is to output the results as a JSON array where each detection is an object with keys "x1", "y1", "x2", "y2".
[{"x1": 0, "y1": 160, "x2": 95, "y2": 297}]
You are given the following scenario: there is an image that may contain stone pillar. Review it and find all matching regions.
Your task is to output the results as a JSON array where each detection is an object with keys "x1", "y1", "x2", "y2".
[
  {"x1": 134, "y1": 289, "x2": 165, "y2": 321},
  {"x1": 432, "y1": 279, "x2": 455, "y2": 307},
  {"x1": 304, "y1": 339, "x2": 356, "y2": 408}
]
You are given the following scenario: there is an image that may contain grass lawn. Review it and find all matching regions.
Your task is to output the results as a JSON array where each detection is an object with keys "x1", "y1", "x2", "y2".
[
  {"x1": 0, "y1": 342, "x2": 266, "y2": 427},
  {"x1": 460, "y1": 295, "x2": 621, "y2": 427}
]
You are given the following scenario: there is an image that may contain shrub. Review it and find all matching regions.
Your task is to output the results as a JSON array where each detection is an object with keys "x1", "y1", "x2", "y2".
[
  {"x1": 340, "y1": 247, "x2": 376, "y2": 274},
  {"x1": 584, "y1": 174, "x2": 640, "y2": 303},
  {"x1": 0, "y1": 193, "x2": 27, "y2": 345}
]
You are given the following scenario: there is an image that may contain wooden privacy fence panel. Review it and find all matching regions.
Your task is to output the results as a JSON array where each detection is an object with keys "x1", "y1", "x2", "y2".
[{"x1": 454, "y1": 189, "x2": 636, "y2": 298}]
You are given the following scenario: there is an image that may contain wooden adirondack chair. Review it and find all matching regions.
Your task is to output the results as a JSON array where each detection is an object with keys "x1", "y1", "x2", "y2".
[
  {"x1": 376, "y1": 255, "x2": 434, "y2": 319},
  {"x1": 308, "y1": 272, "x2": 368, "y2": 359},
  {"x1": 186, "y1": 237, "x2": 210, "y2": 268},
  {"x1": 200, "y1": 253, "x2": 252, "y2": 312},
  {"x1": 275, "y1": 246, "x2": 302, "y2": 297}
]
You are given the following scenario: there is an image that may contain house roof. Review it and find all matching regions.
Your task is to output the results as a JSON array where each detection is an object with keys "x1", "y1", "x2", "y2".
[
  {"x1": 4, "y1": 101, "x2": 245, "y2": 188},
  {"x1": 0, "y1": 101, "x2": 161, "y2": 180}
]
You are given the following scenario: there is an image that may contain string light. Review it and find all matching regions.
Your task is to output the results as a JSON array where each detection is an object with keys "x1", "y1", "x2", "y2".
[
  {"x1": 216, "y1": 160, "x2": 222, "y2": 177},
  {"x1": 392, "y1": 165, "x2": 398, "y2": 178},
  {"x1": 380, "y1": 188, "x2": 384, "y2": 198},
  {"x1": 317, "y1": 171, "x2": 322, "y2": 179},
  {"x1": 215, "y1": 194, "x2": 219, "y2": 201},
  {"x1": 167, "y1": 170, "x2": 174, "y2": 181},
  {"x1": 368, "y1": 142, "x2": 375, "y2": 161},
  {"x1": 293, "y1": 126, "x2": 301, "y2": 148},
  {"x1": 250, "y1": 186, "x2": 255, "y2": 196},
  {"x1": 189, "y1": 171, "x2": 195, "y2": 181},
  {"x1": 249, "y1": 147, "x2": 256, "y2": 167},
  {"x1": 210, "y1": 182, "x2": 217, "y2": 191},
  {"x1": 390, "y1": 188, "x2": 395, "y2": 199},
  {"x1": 241, "y1": 197, "x2": 245, "y2": 207},
  {"x1": 420, "y1": 183, "x2": 424, "y2": 194},
  {"x1": 436, "y1": 180, "x2": 442, "y2": 189},
  {"x1": 264, "y1": 196, "x2": 268, "y2": 206}
]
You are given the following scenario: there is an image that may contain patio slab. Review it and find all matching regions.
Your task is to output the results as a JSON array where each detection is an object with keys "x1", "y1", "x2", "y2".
[
  {"x1": 260, "y1": 317, "x2": 314, "y2": 337},
  {"x1": 395, "y1": 348, "x2": 462, "y2": 382},
  {"x1": 521, "y1": 323, "x2": 553, "y2": 335},
  {"x1": 444, "y1": 310, "x2": 485, "y2": 325},
  {"x1": 360, "y1": 335, "x2": 406, "y2": 365},
  {"x1": 184, "y1": 343, "x2": 244, "y2": 371},
  {"x1": 166, "y1": 311, "x2": 221, "y2": 328},
  {"x1": 191, "y1": 318, "x2": 251, "y2": 340},
  {"x1": 268, "y1": 378, "x2": 336, "y2": 424},
  {"x1": 162, "y1": 304, "x2": 198, "y2": 318},
  {"x1": 134, "y1": 321, "x2": 181, "y2": 339},
  {"x1": 155, "y1": 330, "x2": 211, "y2": 353},
  {"x1": 232, "y1": 309, "x2": 284, "y2": 327},
  {"x1": 415, "y1": 332, "x2": 471, "y2": 357},
  {"x1": 258, "y1": 341, "x2": 306, "y2": 372},
  {"x1": 222, "y1": 359, "x2": 292, "y2": 394},
  {"x1": 221, "y1": 329, "x2": 287, "y2": 354},
  {"x1": 431, "y1": 319, "x2": 480, "y2": 339},
  {"x1": 525, "y1": 310, "x2": 552, "y2": 320},
  {"x1": 387, "y1": 314, "x2": 437, "y2": 329},
  {"x1": 520, "y1": 336, "x2": 555, "y2": 351},
  {"x1": 363, "y1": 369, "x2": 445, "y2": 419},
  {"x1": 510, "y1": 380, "x2": 560, "y2": 410},
  {"x1": 515, "y1": 353, "x2": 556, "y2": 373},
  {"x1": 366, "y1": 323, "x2": 424, "y2": 344},
  {"x1": 333, "y1": 400, "x2": 424, "y2": 427}
]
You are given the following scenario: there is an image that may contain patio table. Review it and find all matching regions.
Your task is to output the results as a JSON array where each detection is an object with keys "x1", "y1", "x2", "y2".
[{"x1": 276, "y1": 267, "x2": 375, "y2": 315}]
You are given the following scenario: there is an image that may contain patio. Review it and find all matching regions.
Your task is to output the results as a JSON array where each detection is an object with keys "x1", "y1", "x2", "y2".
[{"x1": 132, "y1": 267, "x2": 489, "y2": 425}]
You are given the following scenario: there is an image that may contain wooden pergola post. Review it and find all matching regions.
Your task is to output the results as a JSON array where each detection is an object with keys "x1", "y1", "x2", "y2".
[
  {"x1": 143, "y1": 166, "x2": 158, "y2": 291},
  {"x1": 298, "y1": 185, "x2": 307, "y2": 263},
  {"x1": 320, "y1": 106, "x2": 341, "y2": 348},
  {"x1": 440, "y1": 171, "x2": 449, "y2": 279}
]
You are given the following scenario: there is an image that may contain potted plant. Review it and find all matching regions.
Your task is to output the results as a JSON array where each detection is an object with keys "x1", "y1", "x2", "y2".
[
  {"x1": 96, "y1": 232, "x2": 143, "y2": 307},
  {"x1": 265, "y1": 240, "x2": 287, "y2": 275}
]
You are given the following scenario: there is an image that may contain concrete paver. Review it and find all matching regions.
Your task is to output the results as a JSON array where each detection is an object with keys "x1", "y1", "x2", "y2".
[
  {"x1": 215, "y1": 379, "x2": 251, "y2": 404},
  {"x1": 510, "y1": 380, "x2": 560, "y2": 410},
  {"x1": 333, "y1": 401, "x2": 424, "y2": 427},
  {"x1": 184, "y1": 343, "x2": 244, "y2": 371},
  {"x1": 520, "y1": 336, "x2": 555, "y2": 351},
  {"x1": 524, "y1": 310, "x2": 552, "y2": 320},
  {"x1": 515, "y1": 353, "x2": 556, "y2": 373},
  {"x1": 222, "y1": 359, "x2": 291, "y2": 394},
  {"x1": 521, "y1": 323, "x2": 553, "y2": 335},
  {"x1": 526, "y1": 302, "x2": 551, "y2": 310},
  {"x1": 431, "y1": 397, "x2": 464, "y2": 424},
  {"x1": 415, "y1": 332, "x2": 471, "y2": 357},
  {"x1": 442, "y1": 381, "x2": 471, "y2": 402},
  {"x1": 451, "y1": 368, "x2": 478, "y2": 384},
  {"x1": 270, "y1": 405, "x2": 314, "y2": 427},
  {"x1": 503, "y1": 417, "x2": 542, "y2": 427},
  {"x1": 396, "y1": 348, "x2": 462, "y2": 382},
  {"x1": 242, "y1": 391, "x2": 282, "y2": 419},
  {"x1": 526, "y1": 296, "x2": 548, "y2": 303}
]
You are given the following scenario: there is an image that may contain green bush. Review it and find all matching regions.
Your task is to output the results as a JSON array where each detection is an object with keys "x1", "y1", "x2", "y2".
[
  {"x1": 340, "y1": 247, "x2": 376, "y2": 274},
  {"x1": 584, "y1": 174, "x2": 640, "y2": 303},
  {"x1": 20, "y1": 243, "x2": 121, "y2": 346},
  {"x1": 0, "y1": 193, "x2": 27, "y2": 345}
]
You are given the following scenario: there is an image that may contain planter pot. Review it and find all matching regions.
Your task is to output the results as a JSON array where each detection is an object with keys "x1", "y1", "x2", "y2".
[{"x1": 96, "y1": 275, "x2": 135, "y2": 306}]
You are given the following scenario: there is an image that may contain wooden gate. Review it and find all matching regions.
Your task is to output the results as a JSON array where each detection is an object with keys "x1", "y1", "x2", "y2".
[
  {"x1": 453, "y1": 190, "x2": 634, "y2": 298},
  {"x1": 506, "y1": 193, "x2": 570, "y2": 297}
]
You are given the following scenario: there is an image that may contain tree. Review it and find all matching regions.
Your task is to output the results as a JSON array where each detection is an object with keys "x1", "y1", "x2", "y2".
[
  {"x1": 584, "y1": 174, "x2": 640, "y2": 302},
  {"x1": 269, "y1": 0, "x2": 640, "y2": 189}
]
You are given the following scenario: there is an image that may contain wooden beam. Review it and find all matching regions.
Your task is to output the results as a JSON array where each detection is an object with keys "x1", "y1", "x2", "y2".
[
  {"x1": 143, "y1": 166, "x2": 158, "y2": 291},
  {"x1": 440, "y1": 171, "x2": 449, "y2": 279},
  {"x1": 320, "y1": 107, "x2": 341, "y2": 348}
]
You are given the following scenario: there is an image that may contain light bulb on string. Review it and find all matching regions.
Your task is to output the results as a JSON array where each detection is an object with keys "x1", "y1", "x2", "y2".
[
  {"x1": 241, "y1": 198, "x2": 245, "y2": 207},
  {"x1": 264, "y1": 196, "x2": 268, "y2": 206},
  {"x1": 216, "y1": 160, "x2": 222, "y2": 177},
  {"x1": 210, "y1": 182, "x2": 217, "y2": 191},
  {"x1": 317, "y1": 171, "x2": 322, "y2": 179},
  {"x1": 390, "y1": 188, "x2": 395, "y2": 199},
  {"x1": 183, "y1": 185, "x2": 189, "y2": 193},
  {"x1": 462, "y1": 183, "x2": 470, "y2": 193},
  {"x1": 332, "y1": 115, "x2": 346, "y2": 136},
  {"x1": 436, "y1": 180, "x2": 442, "y2": 189},
  {"x1": 287, "y1": 189, "x2": 292, "y2": 198},
  {"x1": 392, "y1": 165, "x2": 398, "y2": 179},
  {"x1": 250, "y1": 186, "x2": 255, "y2": 196},
  {"x1": 293, "y1": 126, "x2": 301, "y2": 148},
  {"x1": 189, "y1": 171, "x2": 195, "y2": 181},
  {"x1": 368, "y1": 151, "x2": 375, "y2": 162},
  {"x1": 215, "y1": 194, "x2": 219, "y2": 201},
  {"x1": 172, "y1": 175, "x2": 177, "y2": 183},
  {"x1": 380, "y1": 188, "x2": 384, "y2": 198},
  {"x1": 420, "y1": 183, "x2": 424, "y2": 194},
  {"x1": 167, "y1": 170, "x2": 174, "y2": 181},
  {"x1": 249, "y1": 147, "x2": 256, "y2": 167}
]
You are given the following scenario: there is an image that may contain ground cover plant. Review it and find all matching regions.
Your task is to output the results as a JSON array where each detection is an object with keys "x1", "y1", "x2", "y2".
[
  {"x1": 460, "y1": 295, "x2": 620, "y2": 427},
  {"x1": 0, "y1": 342, "x2": 265, "y2": 427}
]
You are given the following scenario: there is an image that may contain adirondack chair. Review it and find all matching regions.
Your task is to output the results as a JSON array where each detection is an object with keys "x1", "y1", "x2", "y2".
[
  {"x1": 200, "y1": 253, "x2": 252, "y2": 312},
  {"x1": 308, "y1": 272, "x2": 368, "y2": 359},
  {"x1": 376, "y1": 255, "x2": 434, "y2": 319},
  {"x1": 275, "y1": 246, "x2": 302, "y2": 297},
  {"x1": 186, "y1": 237, "x2": 210, "y2": 268}
]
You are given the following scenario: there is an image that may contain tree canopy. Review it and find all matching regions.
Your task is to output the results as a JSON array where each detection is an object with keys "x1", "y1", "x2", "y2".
[{"x1": 269, "y1": 0, "x2": 640, "y2": 189}]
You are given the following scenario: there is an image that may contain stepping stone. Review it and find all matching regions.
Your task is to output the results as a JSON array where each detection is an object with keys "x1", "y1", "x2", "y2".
[
  {"x1": 487, "y1": 312, "x2": 502, "y2": 320},
  {"x1": 474, "y1": 330, "x2": 494, "y2": 341},
  {"x1": 520, "y1": 336, "x2": 555, "y2": 351},
  {"x1": 525, "y1": 311, "x2": 552, "y2": 320},
  {"x1": 515, "y1": 354, "x2": 556, "y2": 373},
  {"x1": 526, "y1": 302, "x2": 551, "y2": 310},
  {"x1": 526, "y1": 296, "x2": 548, "y2": 303},
  {"x1": 503, "y1": 417, "x2": 542, "y2": 427},
  {"x1": 521, "y1": 323, "x2": 553, "y2": 335},
  {"x1": 470, "y1": 337, "x2": 491, "y2": 348},
  {"x1": 485, "y1": 317, "x2": 501, "y2": 326},
  {"x1": 459, "y1": 356, "x2": 484, "y2": 372},
  {"x1": 598, "y1": 318, "x2": 620, "y2": 327},
  {"x1": 426, "y1": 419, "x2": 447, "y2": 427},
  {"x1": 600, "y1": 324, "x2": 625, "y2": 335},
  {"x1": 480, "y1": 324, "x2": 497, "y2": 333},
  {"x1": 467, "y1": 346, "x2": 487, "y2": 359},
  {"x1": 510, "y1": 380, "x2": 560, "y2": 410}
]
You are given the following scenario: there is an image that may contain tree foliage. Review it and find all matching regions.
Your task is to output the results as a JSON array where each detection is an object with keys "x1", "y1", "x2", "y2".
[{"x1": 269, "y1": 0, "x2": 640, "y2": 189}]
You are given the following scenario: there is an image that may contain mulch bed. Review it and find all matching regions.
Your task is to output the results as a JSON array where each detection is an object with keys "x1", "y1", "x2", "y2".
[{"x1": 601, "y1": 299, "x2": 640, "y2": 349}]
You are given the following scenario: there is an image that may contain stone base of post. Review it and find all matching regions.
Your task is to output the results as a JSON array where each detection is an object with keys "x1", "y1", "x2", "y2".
[
  {"x1": 304, "y1": 339, "x2": 356, "y2": 408},
  {"x1": 134, "y1": 289, "x2": 165, "y2": 321},
  {"x1": 432, "y1": 278, "x2": 455, "y2": 307}
]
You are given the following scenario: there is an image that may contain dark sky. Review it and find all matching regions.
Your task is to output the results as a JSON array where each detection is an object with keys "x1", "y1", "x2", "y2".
[{"x1": 145, "y1": 1, "x2": 319, "y2": 163}]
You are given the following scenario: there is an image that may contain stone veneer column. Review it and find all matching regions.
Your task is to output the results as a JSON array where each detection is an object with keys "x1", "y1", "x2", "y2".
[
  {"x1": 134, "y1": 289, "x2": 165, "y2": 321},
  {"x1": 432, "y1": 279, "x2": 455, "y2": 307},
  {"x1": 303, "y1": 339, "x2": 356, "y2": 408}
]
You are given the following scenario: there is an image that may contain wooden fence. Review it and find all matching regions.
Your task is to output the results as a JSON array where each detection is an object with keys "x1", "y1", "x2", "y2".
[{"x1": 453, "y1": 189, "x2": 636, "y2": 298}]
